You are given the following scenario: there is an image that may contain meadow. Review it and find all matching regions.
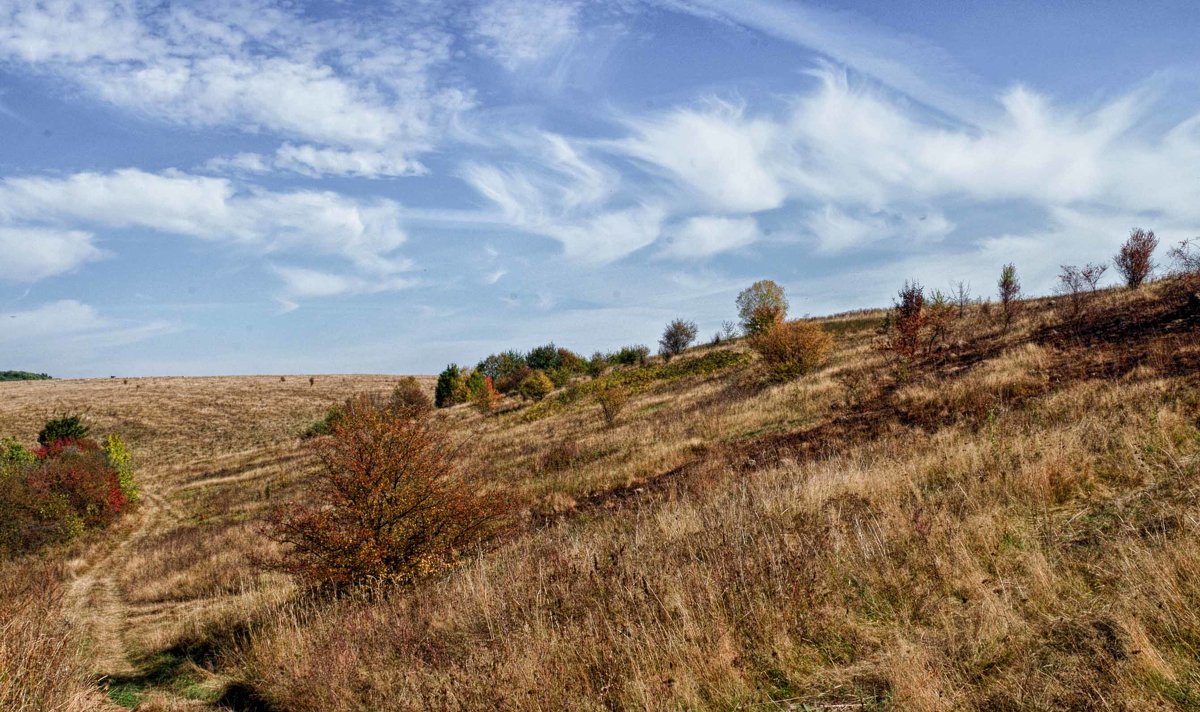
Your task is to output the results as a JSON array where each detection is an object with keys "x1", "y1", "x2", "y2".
[{"x1": 3, "y1": 276, "x2": 1200, "y2": 711}]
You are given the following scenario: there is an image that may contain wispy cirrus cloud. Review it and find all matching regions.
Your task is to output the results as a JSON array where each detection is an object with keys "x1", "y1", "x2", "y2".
[{"x1": 0, "y1": 227, "x2": 105, "y2": 283}]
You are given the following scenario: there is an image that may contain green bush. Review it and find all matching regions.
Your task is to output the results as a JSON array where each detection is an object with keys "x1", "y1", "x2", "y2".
[
  {"x1": 37, "y1": 415, "x2": 89, "y2": 447},
  {"x1": 610, "y1": 345, "x2": 650, "y2": 366},
  {"x1": 303, "y1": 405, "x2": 345, "y2": 438},
  {"x1": 658, "y1": 319, "x2": 698, "y2": 361},
  {"x1": 518, "y1": 371, "x2": 555, "y2": 401},
  {"x1": 435, "y1": 364, "x2": 470, "y2": 408}
]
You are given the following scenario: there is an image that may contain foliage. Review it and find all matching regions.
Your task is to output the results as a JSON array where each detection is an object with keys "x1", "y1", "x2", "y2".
[
  {"x1": 473, "y1": 376, "x2": 501, "y2": 415},
  {"x1": 1, "y1": 434, "x2": 136, "y2": 557},
  {"x1": 998, "y1": 263, "x2": 1022, "y2": 328},
  {"x1": 1115, "y1": 228, "x2": 1157, "y2": 288},
  {"x1": 924, "y1": 288, "x2": 956, "y2": 352},
  {"x1": 0, "y1": 371, "x2": 51, "y2": 381},
  {"x1": 736, "y1": 280, "x2": 788, "y2": 335},
  {"x1": 303, "y1": 405, "x2": 345, "y2": 439},
  {"x1": 658, "y1": 319, "x2": 698, "y2": 361},
  {"x1": 464, "y1": 369, "x2": 487, "y2": 399},
  {"x1": 748, "y1": 321, "x2": 833, "y2": 381},
  {"x1": 884, "y1": 281, "x2": 925, "y2": 361},
  {"x1": 103, "y1": 433, "x2": 139, "y2": 506},
  {"x1": 596, "y1": 387, "x2": 629, "y2": 429},
  {"x1": 37, "y1": 415, "x2": 90, "y2": 447},
  {"x1": 391, "y1": 377, "x2": 432, "y2": 414},
  {"x1": 264, "y1": 396, "x2": 506, "y2": 589},
  {"x1": 609, "y1": 345, "x2": 650, "y2": 367},
  {"x1": 434, "y1": 364, "x2": 469, "y2": 408},
  {"x1": 518, "y1": 370, "x2": 555, "y2": 401},
  {"x1": 476, "y1": 351, "x2": 529, "y2": 393},
  {"x1": 587, "y1": 352, "x2": 608, "y2": 378},
  {"x1": 526, "y1": 344, "x2": 563, "y2": 372}
]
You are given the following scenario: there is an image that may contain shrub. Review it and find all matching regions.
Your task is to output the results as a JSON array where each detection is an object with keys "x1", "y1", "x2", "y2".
[
  {"x1": 477, "y1": 351, "x2": 529, "y2": 391},
  {"x1": 1056, "y1": 263, "x2": 1108, "y2": 319},
  {"x1": 391, "y1": 377, "x2": 432, "y2": 414},
  {"x1": 303, "y1": 405, "x2": 345, "y2": 438},
  {"x1": 473, "y1": 376, "x2": 501, "y2": 414},
  {"x1": 0, "y1": 474, "x2": 80, "y2": 556},
  {"x1": 658, "y1": 319, "x2": 698, "y2": 361},
  {"x1": 737, "y1": 280, "x2": 788, "y2": 335},
  {"x1": 587, "y1": 352, "x2": 608, "y2": 378},
  {"x1": 434, "y1": 364, "x2": 469, "y2": 408},
  {"x1": 464, "y1": 370, "x2": 487, "y2": 399},
  {"x1": 1, "y1": 438, "x2": 34, "y2": 468},
  {"x1": 518, "y1": 370, "x2": 555, "y2": 401},
  {"x1": 596, "y1": 387, "x2": 629, "y2": 429},
  {"x1": 884, "y1": 281, "x2": 925, "y2": 361},
  {"x1": 264, "y1": 396, "x2": 506, "y2": 588},
  {"x1": 749, "y1": 321, "x2": 833, "y2": 381},
  {"x1": 1115, "y1": 228, "x2": 1157, "y2": 288},
  {"x1": 102, "y1": 433, "x2": 138, "y2": 506},
  {"x1": 37, "y1": 415, "x2": 89, "y2": 447},
  {"x1": 1168, "y1": 237, "x2": 1200, "y2": 290},
  {"x1": 998, "y1": 263, "x2": 1021, "y2": 328},
  {"x1": 610, "y1": 345, "x2": 650, "y2": 367},
  {"x1": 29, "y1": 440, "x2": 126, "y2": 528}
]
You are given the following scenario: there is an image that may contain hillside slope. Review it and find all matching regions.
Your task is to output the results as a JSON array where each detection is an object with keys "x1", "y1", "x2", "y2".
[{"x1": 4, "y1": 284, "x2": 1200, "y2": 711}]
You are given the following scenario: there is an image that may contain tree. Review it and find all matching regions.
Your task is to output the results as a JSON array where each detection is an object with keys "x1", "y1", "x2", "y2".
[
  {"x1": 748, "y1": 321, "x2": 833, "y2": 381},
  {"x1": 998, "y1": 263, "x2": 1021, "y2": 328},
  {"x1": 1169, "y1": 237, "x2": 1200, "y2": 290},
  {"x1": 472, "y1": 376, "x2": 501, "y2": 415},
  {"x1": 1115, "y1": 228, "x2": 1157, "y2": 288},
  {"x1": 886, "y1": 281, "x2": 925, "y2": 361},
  {"x1": 658, "y1": 319, "x2": 698, "y2": 361},
  {"x1": 264, "y1": 396, "x2": 505, "y2": 588},
  {"x1": 434, "y1": 365, "x2": 468, "y2": 408},
  {"x1": 596, "y1": 387, "x2": 629, "y2": 429},
  {"x1": 1057, "y1": 263, "x2": 1108, "y2": 319},
  {"x1": 951, "y1": 281, "x2": 972, "y2": 318},
  {"x1": 518, "y1": 370, "x2": 554, "y2": 401},
  {"x1": 736, "y1": 280, "x2": 788, "y2": 335}
]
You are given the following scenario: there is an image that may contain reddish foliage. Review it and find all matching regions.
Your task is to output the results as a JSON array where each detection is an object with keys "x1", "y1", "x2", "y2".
[
  {"x1": 26, "y1": 441, "x2": 127, "y2": 527},
  {"x1": 265, "y1": 395, "x2": 508, "y2": 589}
]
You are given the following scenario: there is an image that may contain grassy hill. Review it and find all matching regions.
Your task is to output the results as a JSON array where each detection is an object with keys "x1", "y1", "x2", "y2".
[{"x1": 3, "y1": 282, "x2": 1200, "y2": 710}]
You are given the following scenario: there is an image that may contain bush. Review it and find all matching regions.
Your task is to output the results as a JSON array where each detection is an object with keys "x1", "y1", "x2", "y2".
[
  {"x1": 925, "y1": 289, "x2": 955, "y2": 352},
  {"x1": 998, "y1": 263, "x2": 1021, "y2": 328},
  {"x1": 749, "y1": 321, "x2": 833, "y2": 381},
  {"x1": 303, "y1": 405, "x2": 345, "y2": 439},
  {"x1": 1056, "y1": 263, "x2": 1108, "y2": 319},
  {"x1": 477, "y1": 351, "x2": 529, "y2": 392},
  {"x1": 37, "y1": 415, "x2": 89, "y2": 447},
  {"x1": 737, "y1": 280, "x2": 788, "y2": 335},
  {"x1": 1168, "y1": 237, "x2": 1200, "y2": 290},
  {"x1": 658, "y1": 319, "x2": 698, "y2": 361},
  {"x1": 1, "y1": 439, "x2": 34, "y2": 468},
  {"x1": 587, "y1": 352, "x2": 608, "y2": 378},
  {"x1": 391, "y1": 377, "x2": 432, "y2": 414},
  {"x1": 596, "y1": 387, "x2": 629, "y2": 429},
  {"x1": 610, "y1": 345, "x2": 650, "y2": 367},
  {"x1": 518, "y1": 371, "x2": 555, "y2": 401},
  {"x1": 464, "y1": 370, "x2": 487, "y2": 399},
  {"x1": 102, "y1": 433, "x2": 138, "y2": 506},
  {"x1": 1115, "y1": 228, "x2": 1157, "y2": 288},
  {"x1": 473, "y1": 376, "x2": 501, "y2": 414},
  {"x1": 434, "y1": 364, "x2": 469, "y2": 408},
  {"x1": 264, "y1": 396, "x2": 506, "y2": 588},
  {"x1": 884, "y1": 281, "x2": 925, "y2": 361}
]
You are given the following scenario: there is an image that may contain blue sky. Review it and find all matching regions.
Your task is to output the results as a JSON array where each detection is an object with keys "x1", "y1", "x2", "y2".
[{"x1": 1, "y1": 0, "x2": 1198, "y2": 377}]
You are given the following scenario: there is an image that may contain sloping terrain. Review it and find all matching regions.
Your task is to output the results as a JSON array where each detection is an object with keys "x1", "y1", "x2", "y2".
[{"x1": 3, "y1": 284, "x2": 1200, "y2": 710}]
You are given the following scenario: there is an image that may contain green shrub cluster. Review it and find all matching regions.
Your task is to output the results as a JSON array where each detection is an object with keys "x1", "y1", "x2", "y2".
[{"x1": 0, "y1": 371, "x2": 52, "y2": 381}]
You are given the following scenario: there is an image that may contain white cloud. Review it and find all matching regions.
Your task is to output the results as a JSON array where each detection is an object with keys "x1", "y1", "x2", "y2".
[
  {"x1": 0, "y1": 169, "x2": 414, "y2": 293},
  {"x1": 658, "y1": 216, "x2": 760, "y2": 260},
  {"x1": 804, "y1": 205, "x2": 953, "y2": 254},
  {"x1": 472, "y1": 0, "x2": 580, "y2": 71},
  {"x1": 0, "y1": 227, "x2": 104, "y2": 282},
  {"x1": 618, "y1": 100, "x2": 786, "y2": 213},
  {"x1": 271, "y1": 265, "x2": 417, "y2": 299},
  {"x1": 0, "y1": 0, "x2": 469, "y2": 165}
]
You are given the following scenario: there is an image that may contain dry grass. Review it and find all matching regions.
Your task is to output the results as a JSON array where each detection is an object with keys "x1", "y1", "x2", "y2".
[{"x1": 4, "y1": 282, "x2": 1200, "y2": 710}]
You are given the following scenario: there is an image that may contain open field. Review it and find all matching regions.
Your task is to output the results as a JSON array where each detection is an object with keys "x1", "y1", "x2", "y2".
[{"x1": 4, "y1": 283, "x2": 1200, "y2": 710}]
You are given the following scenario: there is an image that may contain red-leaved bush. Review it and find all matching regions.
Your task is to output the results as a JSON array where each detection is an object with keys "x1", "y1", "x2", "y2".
[{"x1": 265, "y1": 395, "x2": 508, "y2": 589}]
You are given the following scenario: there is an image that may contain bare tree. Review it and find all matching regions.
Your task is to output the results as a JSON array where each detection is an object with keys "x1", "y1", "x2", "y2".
[
  {"x1": 950, "y1": 280, "x2": 972, "y2": 318},
  {"x1": 1114, "y1": 228, "x2": 1158, "y2": 288}
]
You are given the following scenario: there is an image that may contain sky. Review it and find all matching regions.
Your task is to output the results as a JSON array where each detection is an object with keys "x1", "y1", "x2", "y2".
[{"x1": 1, "y1": 0, "x2": 1199, "y2": 377}]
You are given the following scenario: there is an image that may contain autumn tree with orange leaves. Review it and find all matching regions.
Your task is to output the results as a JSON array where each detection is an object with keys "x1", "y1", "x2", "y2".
[{"x1": 265, "y1": 395, "x2": 507, "y2": 589}]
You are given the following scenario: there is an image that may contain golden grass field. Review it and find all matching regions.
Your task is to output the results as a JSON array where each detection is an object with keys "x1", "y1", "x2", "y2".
[{"x1": 4, "y1": 282, "x2": 1200, "y2": 710}]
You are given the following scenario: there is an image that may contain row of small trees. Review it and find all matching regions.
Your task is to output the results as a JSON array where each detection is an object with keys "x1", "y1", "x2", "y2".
[{"x1": 0, "y1": 416, "x2": 138, "y2": 558}]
